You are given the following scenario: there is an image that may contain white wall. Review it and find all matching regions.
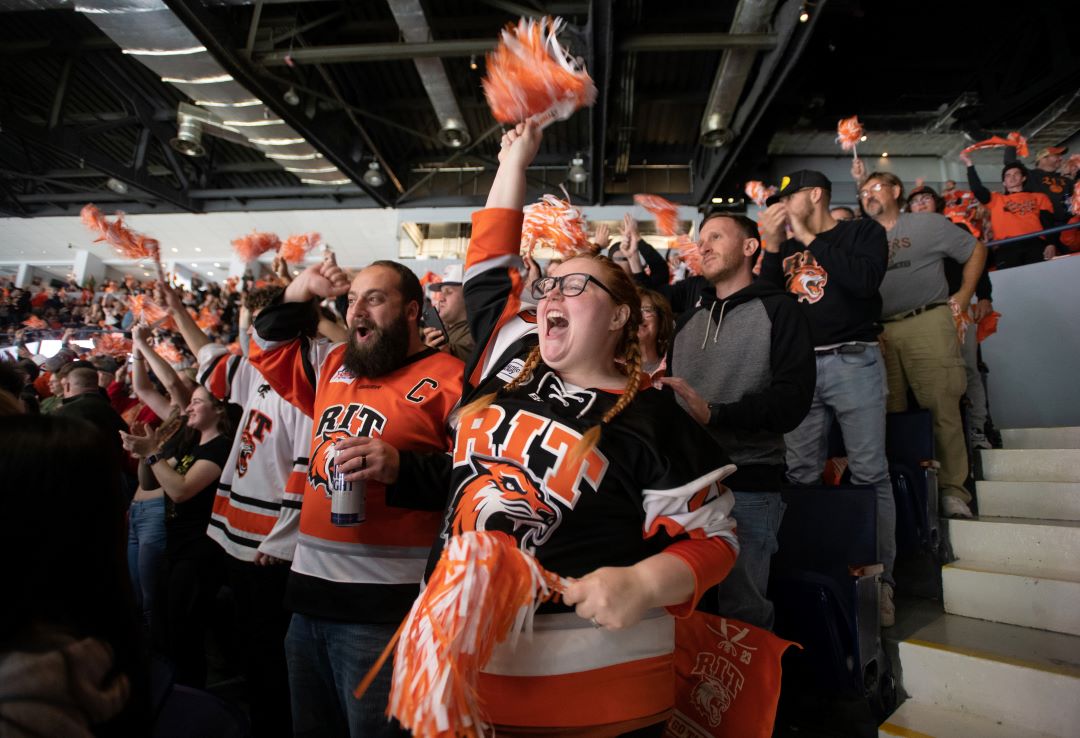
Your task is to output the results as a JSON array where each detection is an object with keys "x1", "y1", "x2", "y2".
[{"x1": 981, "y1": 255, "x2": 1080, "y2": 428}]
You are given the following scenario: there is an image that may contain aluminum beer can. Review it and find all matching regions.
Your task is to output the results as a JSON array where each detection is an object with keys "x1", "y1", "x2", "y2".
[{"x1": 330, "y1": 444, "x2": 365, "y2": 526}]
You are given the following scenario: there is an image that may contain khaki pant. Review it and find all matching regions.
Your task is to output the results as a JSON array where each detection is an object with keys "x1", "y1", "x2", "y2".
[{"x1": 882, "y1": 306, "x2": 971, "y2": 502}]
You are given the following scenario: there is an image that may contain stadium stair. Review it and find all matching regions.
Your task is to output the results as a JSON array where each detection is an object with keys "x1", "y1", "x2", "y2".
[{"x1": 879, "y1": 427, "x2": 1080, "y2": 738}]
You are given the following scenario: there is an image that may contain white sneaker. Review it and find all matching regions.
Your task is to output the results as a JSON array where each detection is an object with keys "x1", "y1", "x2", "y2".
[
  {"x1": 880, "y1": 583, "x2": 895, "y2": 628},
  {"x1": 942, "y1": 496, "x2": 974, "y2": 519},
  {"x1": 970, "y1": 429, "x2": 992, "y2": 449}
]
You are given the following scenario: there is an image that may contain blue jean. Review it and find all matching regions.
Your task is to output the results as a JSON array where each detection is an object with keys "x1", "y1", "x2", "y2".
[
  {"x1": 284, "y1": 614, "x2": 405, "y2": 738},
  {"x1": 714, "y1": 491, "x2": 785, "y2": 630},
  {"x1": 784, "y1": 347, "x2": 895, "y2": 585},
  {"x1": 126, "y1": 497, "x2": 166, "y2": 628}
]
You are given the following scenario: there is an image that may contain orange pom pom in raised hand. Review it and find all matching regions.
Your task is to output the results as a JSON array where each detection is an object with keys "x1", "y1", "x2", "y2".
[
  {"x1": 280, "y1": 232, "x2": 321, "y2": 264},
  {"x1": 22, "y1": 315, "x2": 48, "y2": 330},
  {"x1": 93, "y1": 333, "x2": 133, "y2": 358},
  {"x1": 362, "y1": 531, "x2": 566, "y2": 738},
  {"x1": 231, "y1": 231, "x2": 281, "y2": 263},
  {"x1": 483, "y1": 16, "x2": 596, "y2": 127},
  {"x1": 837, "y1": 116, "x2": 863, "y2": 155},
  {"x1": 961, "y1": 131, "x2": 1028, "y2": 159},
  {"x1": 634, "y1": 194, "x2": 681, "y2": 237},
  {"x1": 671, "y1": 234, "x2": 702, "y2": 277},
  {"x1": 521, "y1": 194, "x2": 590, "y2": 256},
  {"x1": 744, "y1": 181, "x2": 777, "y2": 208},
  {"x1": 80, "y1": 204, "x2": 161, "y2": 262}
]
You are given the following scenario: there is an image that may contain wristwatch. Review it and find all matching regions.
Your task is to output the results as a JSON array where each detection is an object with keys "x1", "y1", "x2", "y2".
[{"x1": 145, "y1": 453, "x2": 161, "y2": 466}]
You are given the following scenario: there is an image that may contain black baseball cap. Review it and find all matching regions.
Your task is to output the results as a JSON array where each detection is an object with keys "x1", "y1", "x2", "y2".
[{"x1": 766, "y1": 170, "x2": 832, "y2": 206}]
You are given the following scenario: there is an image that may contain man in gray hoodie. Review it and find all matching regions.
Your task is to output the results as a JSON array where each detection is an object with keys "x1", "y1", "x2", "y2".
[{"x1": 662, "y1": 213, "x2": 815, "y2": 629}]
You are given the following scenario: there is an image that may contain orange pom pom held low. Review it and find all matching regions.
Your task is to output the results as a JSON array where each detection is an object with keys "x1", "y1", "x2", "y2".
[{"x1": 482, "y1": 17, "x2": 597, "y2": 128}]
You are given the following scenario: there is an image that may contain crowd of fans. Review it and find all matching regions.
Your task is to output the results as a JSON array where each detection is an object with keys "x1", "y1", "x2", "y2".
[{"x1": 0, "y1": 130, "x2": 1075, "y2": 737}]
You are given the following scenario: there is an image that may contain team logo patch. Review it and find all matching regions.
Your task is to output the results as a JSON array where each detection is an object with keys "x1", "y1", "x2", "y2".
[
  {"x1": 496, "y1": 358, "x2": 526, "y2": 383},
  {"x1": 237, "y1": 430, "x2": 256, "y2": 477},
  {"x1": 782, "y1": 250, "x2": 828, "y2": 304},
  {"x1": 308, "y1": 429, "x2": 351, "y2": 498},
  {"x1": 448, "y1": 456, "x2": 560, "y2": 548},
  {"x1": 330, "y1": 366, "x2": 356, "y2": 385}
]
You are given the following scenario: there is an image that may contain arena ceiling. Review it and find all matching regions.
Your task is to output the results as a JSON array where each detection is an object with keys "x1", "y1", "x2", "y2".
[{"x1": 1, "y1": 0, "x2": 1078, "y2": 218}]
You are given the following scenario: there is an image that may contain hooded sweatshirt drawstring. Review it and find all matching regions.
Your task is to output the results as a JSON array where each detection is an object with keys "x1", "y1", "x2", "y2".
[{"x1": 700, "y1": 300, "x2": 728, "y2": 350}]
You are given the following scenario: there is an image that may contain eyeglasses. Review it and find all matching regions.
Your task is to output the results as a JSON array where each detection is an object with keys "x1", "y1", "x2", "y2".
[
  {"x1": 858, "y1": 182, "x2": 888, "y2": 200},
  {"x1": 531, "y1": 273, "x2": 617, "y2": 301},
  {"x1": 909, "y1": 193, "x2": 935, "y2": 205}
]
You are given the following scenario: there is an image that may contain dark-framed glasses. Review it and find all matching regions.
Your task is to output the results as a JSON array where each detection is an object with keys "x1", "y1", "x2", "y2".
[{"x1": 531, "y1": 273, "x2": 617, "y2": 300}]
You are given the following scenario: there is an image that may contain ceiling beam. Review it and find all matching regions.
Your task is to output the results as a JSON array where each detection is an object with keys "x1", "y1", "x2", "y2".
[
  {"x1": 1, "y1": 115, "x2": 199, "y2": 212},
  {"x1": 254, "y1": 33, "x2": 779, "y2": 66},
  {"x1": 162, "y1": 0, "x2": 394, "y2": 207}
]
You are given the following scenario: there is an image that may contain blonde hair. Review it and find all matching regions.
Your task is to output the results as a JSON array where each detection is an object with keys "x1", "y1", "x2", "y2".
[{"x1": 459, "y1": 255, "x2": 643, "y2": 465}]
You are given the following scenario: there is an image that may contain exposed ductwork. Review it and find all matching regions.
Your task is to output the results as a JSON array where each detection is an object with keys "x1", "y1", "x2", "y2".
[
  {"x1": 75, "y1": 0, "x2": 351, "y2": 185},
  {"x1": 386, "y1": 0, "x2": 471, "y2": 149},
  {"x1": 699, "y1": 0, "x2": 781, "y2": 147}
]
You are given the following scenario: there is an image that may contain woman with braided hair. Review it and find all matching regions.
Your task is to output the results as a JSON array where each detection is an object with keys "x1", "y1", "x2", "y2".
[{"x1": 419, "y1": 120, "x2": 741, "y2": 736}]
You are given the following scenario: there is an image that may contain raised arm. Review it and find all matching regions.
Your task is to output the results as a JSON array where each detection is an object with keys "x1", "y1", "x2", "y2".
[
  {"x1": 961, "y1": 152, "x2": 991, "y2": 204},
  {"x1": 162, "y1": 281, "x2": 210, "y2": 357},
  {"x1": 132, "y1": 323, "x2": 191, "y2": 409},
  {"x1": 131, "y1": 342, "x2": 174, "y2": 420}
]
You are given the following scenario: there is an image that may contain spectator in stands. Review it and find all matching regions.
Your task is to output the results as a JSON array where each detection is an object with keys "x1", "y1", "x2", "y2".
[
  {"x1": 757, "y1": 170, "x2": 895, "y2": 626},
  {"x1": 55, "y1": 365, "x2": 128, "y2": 466},
  {"x1": 660, "y1": 212, "x2": 815, "y2": 630},
  {"x1": 961, "y1": 153, "x2": 1055, "y2": 267},
  {"x1": 831, "y1": 206, "x2": 856, "y2": 221},
  {"x1": 167, "y1": 282, "x2": 313, "y2": 738},
  {"x1": 0, "y1": 415, "x2": 148, "y2": 736},
  {"x1": 248, "y1": 253, "x2": 464, "y2": 738},
  {"x1": 611, "y1": 213, "x2": 670, "y2": 290},
  {"x1": 40, "y1": 371, "x2": 65, "y2": 414},
  {"x1": 908, "y1": 184, "x2": 996, "y2": 449},
  {"x1": 1006, "y1": 145, "x2": 1074, "y2": 226},
  {"x1": 423, "y1": 264, "x2": 475, "y2": 362},
  {"x1": 860, "y1": 171, "x2": 987, "y2": 520},
  {"x1": 636, "y1": 287, "x2": 673, "y2": 382},
  {"x1": 120, "y1": 385, "x2": 232, "y2": 688}
]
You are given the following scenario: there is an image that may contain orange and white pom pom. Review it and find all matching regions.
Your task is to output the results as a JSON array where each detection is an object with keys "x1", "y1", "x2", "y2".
[
  {"x1": 195, "y1": 307, "x2": 221, "y2": 331},
  {"x1": 521, "y1": 194, "x2": 589, "y2": 256},
  {"x1": 154, "y1": 341, "x2": 184, "y2": 366},
  {"x1": 836, "y1": 116, "x2": 863, "y2": 156},
  {"x1": 93, "y1": 333, "x2": 133, "y2": 358},
  {"x1": 671, "y1": 234, "x2": 702, "y2": 276},
  {"x1": 231, "y1": 231, "x2": 281, "y2": 263},
  {"x1": 371, "y1": 531, "x2": 565, "y2": 738},
  {"x1": 483, "y1": 16, "x2": 596, "y2": 126},
  {"x1": 961, "y1": 131, "x2": 1028, "y2": 158},
  {"x1": 22, "y1": 315, "x2": 48, "y2": 330},
  {"x1": 634, "y1": 194, "x2": 681, "y2": 237},
  {"x1": 744, "y1": 181, "x2": 777, "y2": 208},
  {"x1": 280, "y1": 232, "x2": 321, "y2": 264},
  {"x1": 80, "y1": 204, "x2": 161, "y2": 262},
  {"x1": 127, "y1": 295, "x2": 175, "y2": 331},
  {"x1": 1070, "y1": 181, "x2": 1080, "y2": 216}
]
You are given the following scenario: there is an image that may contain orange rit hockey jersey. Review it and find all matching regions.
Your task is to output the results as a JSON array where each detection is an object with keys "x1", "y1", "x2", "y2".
[{"x1": 249, "y1": 302, "x2": 464, "y2": 622}]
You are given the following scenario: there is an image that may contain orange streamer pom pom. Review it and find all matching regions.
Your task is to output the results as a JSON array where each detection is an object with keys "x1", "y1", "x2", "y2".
[
  {"x1": 280, "y1": 232, "x2": 321, "y2": 263},
  {"x1": 634, "y1": 194, "x2": 681, "y2": 237},
  {"x1": 419, "y1": 271, "x2": 442, "y2": 290},
  {"x1": 80, "y1": 204, "x2": 161, "y2": 262},
  {"x1": 671, "y1": 234, "x2": 702, "y2": 276},
  {"x1": 93, "y1": 333, "x2": 133, "y2": 358},
  {"x1": 521, "y1": 194, "x2": 589, "y2": 256},
  {"x1": 744, "y1": 181, "x2": 777, "y2": 208},
  {"x1": 483, "y1": 16, "x2": 597, "y2": 126},
  {"x1": 22, "y1": 315, "x2": 48, "y2": 330},
  {"x1": 373, "y1": 531, "x2": 566, "y2": 738},
  {"x1": 195, "y1": 307, "x2": 221, "y2": 331},
  {"x1": 1070, "y1": 181, "x2": 1080, "y2": 217},
  {"x1": 154, "y1": 341, "x2": 184, "y2": 365},
  {"x1": 836, "y1": 116, "x2": 863, "y2": 154},
  {"x1": 962, "y1": 131, "x2": 1028, "y2": 159},
  {"x1": 231, "y1": 231, "x2": 281, "y2": 262},
  {"x1": 977, "y1": 311, "x2": 1001, "y2": 343},
  {"x1": 127, "y1": 295, "x2": 175, "y2": 331}
]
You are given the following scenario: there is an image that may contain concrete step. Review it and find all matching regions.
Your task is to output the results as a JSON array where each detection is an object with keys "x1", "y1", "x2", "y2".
[
  {"x1": 975, "y1": 480, "x2": 1080, "y2": 521},
  {"x1": 1001, "y1": 426, "x2": 1080, "y2": 450},
  {"x1": 948, "y1": 516, "x2": 1080, "y2": 571},
  {"x1": 942, "y1": 561, "x2": 1080, "y2": 636},
  {"x1": 898, "y1": 614, "x2": 1080, "y2": 737},
  {"x1": 980, "y1": 449, "x2": 1080, "y2": 483},
  {"x1": 880, "y1": 700, "x2": 1057, "y2": 738}
]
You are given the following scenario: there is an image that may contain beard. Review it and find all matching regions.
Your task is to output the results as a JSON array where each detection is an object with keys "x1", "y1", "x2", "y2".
[{"x1": 342, "y1": 312, "x2": 412, "y2": 378}]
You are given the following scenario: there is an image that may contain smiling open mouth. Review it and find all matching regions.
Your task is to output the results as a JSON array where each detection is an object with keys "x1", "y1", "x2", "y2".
[{"x1": 545, "y1": 310, "x2": 568, "y2": 334}]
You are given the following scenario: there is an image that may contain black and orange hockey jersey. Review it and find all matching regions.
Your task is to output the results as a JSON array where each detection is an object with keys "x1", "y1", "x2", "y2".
[
  {"x1": 250, "y1": 304, "x2": 464, "y2": 622},
  {"x1": 197, "y1": 344, "x2": 310, "y2": 562},
  {"x1": 426, "y1": 207, "x2": 740, "y2": 729}
]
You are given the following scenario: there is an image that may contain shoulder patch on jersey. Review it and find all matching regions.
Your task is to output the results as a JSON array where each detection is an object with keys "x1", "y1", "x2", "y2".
[
  {"x1": 330, "y1": 366, "x2": 356, "y2": 385},
  {"x1": 496, "y1": 357, "x2": 526, "y2": 383}
]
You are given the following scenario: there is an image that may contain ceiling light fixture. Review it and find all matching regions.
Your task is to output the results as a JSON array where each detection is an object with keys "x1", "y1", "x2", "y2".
[
  {"x1": 194, "y1": 247, "x2": 202, "y2": 252},
  {"x1": 881, "y1": 152, "x2": 889, "y2": 158},
  {"x1": 438, "y1": 118, "x2": 470, "y2": 148},
  {"x1": 170, "y1": 116, "x2": 205, "y2": 157},
  {"x1": 161, "y1": 73, "x2": 233, "y2": 85},
  {"x1": 106, "y1": 177, "x2": 128, "y2": 195},
  {"x1": 283, "y1": 87, "x2": 300, "y2": 106},
  {"x1": 469, "y1": 55, "x2": 478, "y2": 71},
  {"x1": 568, "y1": 155, "x2": 588, "y2": 184},
  {"x1": 362, "y1": 161, "x2": 385, "y2": 188},
  {"x1": 799, "y1": 2, "x2": 810, "y2": 22},
  {"x1": 860, "y1": 135, "x2": 868, "y2": 142},
  {"x1": 124, "y1": 46, "x2": 206, "y2": 57}
]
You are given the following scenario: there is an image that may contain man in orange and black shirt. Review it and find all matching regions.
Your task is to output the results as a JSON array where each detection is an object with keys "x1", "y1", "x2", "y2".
[
  {"x1": 962, "y1": 153, "x2": 1054, "y2": 269},
  {"x1": 1005, "y1": 145, "x2": 1074, "y2": 227}
]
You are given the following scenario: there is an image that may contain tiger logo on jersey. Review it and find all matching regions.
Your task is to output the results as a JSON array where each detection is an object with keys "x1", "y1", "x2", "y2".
[
  {"x1": 782, "y1": 250, "x2": 828, "y2": 304},
  {"x1": 308, "y1": 429, "x2": 352, "y2": 498},
  {"x1": 449, "y1": 456, "x2": 560, "y2": 548},
  {"x1": 691, "y1": 674, "x2": 735, "y2": 727},
  {"x1": 236, "y1": 430, "x2": 256, "y2": 477}
]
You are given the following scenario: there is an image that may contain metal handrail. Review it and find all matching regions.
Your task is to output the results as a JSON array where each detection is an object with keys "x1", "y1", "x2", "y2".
[{"x1": 986, "y1": 220, "x2": 1080, "y2": 248}]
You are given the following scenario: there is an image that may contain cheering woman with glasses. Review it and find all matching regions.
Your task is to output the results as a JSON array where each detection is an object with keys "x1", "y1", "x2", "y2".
[{"x1": 427, "y1": 119, "x2": 740, "y2": 735}]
